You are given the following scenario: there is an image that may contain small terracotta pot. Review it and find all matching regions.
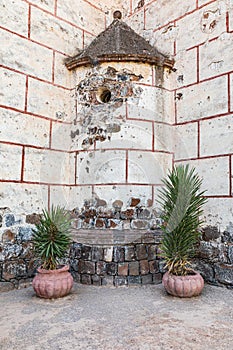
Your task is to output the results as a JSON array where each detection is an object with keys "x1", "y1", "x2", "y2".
[
  {"x1": 32, "y1": 265, "x2": 73, "y2": 299},
  {"x1": 162, "y1": 271, "x2": 204, "y2": 298}
]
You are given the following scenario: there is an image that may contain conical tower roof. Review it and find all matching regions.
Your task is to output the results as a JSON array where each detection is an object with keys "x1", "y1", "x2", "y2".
[{"x1": 66, "y1": 11, "x2": 174, "y2": 70}]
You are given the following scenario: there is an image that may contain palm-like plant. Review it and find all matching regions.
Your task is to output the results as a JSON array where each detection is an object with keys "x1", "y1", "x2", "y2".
[
  {"x1": 158, "y1": 165, "x2": 207, "y2": 276},
  {"x1": 32, "y1": 206, "x2": 72, "y2": 270}
]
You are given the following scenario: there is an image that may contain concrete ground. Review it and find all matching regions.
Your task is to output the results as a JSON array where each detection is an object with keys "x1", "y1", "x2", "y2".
[{"x1": 0, "y1": 283, "x2": 232, "y2": 350}]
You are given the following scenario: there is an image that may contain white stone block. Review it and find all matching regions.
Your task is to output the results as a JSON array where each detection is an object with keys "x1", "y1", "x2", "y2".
[
  {"x1": 180, "y1": 157, "x2": 230, "y2": 195},
  {"x1": 51, "y1": 122, "x2": 71, "y2": 151},
  {"x1": 145, "y1": 0, "x2": 196, "y2": 30},
  {"x1": 176, "y1": 3, "x2": 227, "y2": 52},
  {"x1": 27, "y1": 78, "x2": 73, "y2": 121},
  {"x1": 0, "y1": 183, "x2": 48, "y2": 214},
  {"x1": 176, "y1": 76, "x2": 228, "y2": 123},
  {"x1": 151, "y1": 24, "x2": 177, "y2": 57},
  {"x1": 128, "y1": 151, "x2": 173, "y2": 184},
  {"x1": 50, "y1": 185, "x2": 92, "y2": 210},
  {"x1": 30, "y1": 7, "x2": 83, "y2": 55},
  {"x1": 1, "y1": 0, "x2": 28, "y2": 36},
  {"x1": 154, "y1": 123, "x2": 174, "y2": 153},
  {"x1": 125, "y1": 9, "x2": 145, "y2": 34},
  {"x1": 0, "y1": 108, "x2": 50, "y2": 147},
  {"x1": 24, "y1": 148, "x2": 75, "y2": 184},
  {"x1": 54, "y1": 52, "x2": 76, "y2": 89},
  {"x1": 174, "y1": 48, "x2": 197, "y2": 88},
  {"x1": 202, "y1": 198, "x2": 233, "y2": 232},
  {"x1": 0, "y1": 144, "x2": 22, "y2": 181},
  {"x1": 57, "y1": 0, "x2": 105, "y2": 35},
  {"x1": 0, "y1": 67, "x2": 26, "y2": 110},
  {"x1": 97, "y1": 120, "x2": 153, "y2": 151},
  {"x1": 200, "y1": 115, "x2": 233, "y2": 156},
  {"x1": 127, "y1": 85, "x2": 175, "y2": 124},
  {"x1": 28, "y1": 0, "x2": 55, "y2": 12},
  {"x1": 0, "y1": 29, "x2": 53, "y2": 81},
  {"x1": 77, "y1": 150, "x2": 126, "y2": 185},
  {"x1": 174, "y1": 123, "x2": 198, "y2": 160},
  {"x1": 93, "y1": 184, "x2": 153, "y2": 209},
  {"x1": 200, "y1": 34, "x2": 233, "y2": 80}
]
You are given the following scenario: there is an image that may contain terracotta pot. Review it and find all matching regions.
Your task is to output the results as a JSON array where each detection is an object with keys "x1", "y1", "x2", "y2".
[
  {"x1": 32, "y1": 265, "x2": 73, "y2": 299},
  {"x1": 162, "y1": 271, "x2": 204, "y2": 298}
]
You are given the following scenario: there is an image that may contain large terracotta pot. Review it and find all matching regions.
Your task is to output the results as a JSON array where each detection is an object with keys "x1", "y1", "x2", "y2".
[
  {"x1": 162, "y1": 271, "x2": 204, "y2": 298},
  {"x1": 32, "y1": 265, "x2": 73, "y2": 299}
]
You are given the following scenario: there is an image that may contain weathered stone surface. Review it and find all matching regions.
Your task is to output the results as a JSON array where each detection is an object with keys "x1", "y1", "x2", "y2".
[
  {"x1": 114, "y1": 276, "x2": 128, "y2": 286},
  {"x1": 125, "y1": 246, "x2": 136, "y2": 261},
  {"x1": 0, "y1": 68, "x2": 26, "y2": 110},
  {"x1": 136, "y1": 244, "x2": 148, "y2": 260},
  {"x1": 202, "y1": 226, "x2": 221, "y2": 242},
  {"x1": 147, "y1": 245, "x2": 157, "y2": 260},
  {"x1": 137, "y1": 208, "x2": 151, "y2": 219},
  {"x1": 2, "y1": 230, "x2": 15, "y2": 243},
  {"x1": 26, "y1": 214, "x2": 41, "y2": 225},
  {"x1": 152, "y1": 273, "x2": 162, "y2": 284},
  {"x1": 81, "y1": 246, "x2": 92, "y2": 260},
  {"x1": 92, "y1": 274, "x2": 101, "y2": 286},
  {"x1": 96, "y1": 261, "x2": 106, "y2": 275},
  {"x1": 131, "y1": 220, "x2": 149, "y2": 230},
  {"x1": 129, "y1": 261, "x2": 139, "y2": 276},
  {"x1": 17, "y1": 227, "x2": 33, "y2": 242},
  {"x1": 149, "y1": 260, "x2": 159, "y2": 274},
  {"x1": 118, "y1": 263, "x2": 128, "y2": 276},
  {"x1": 192, "y1": 260, "x2": 215, "y2": 284},
  {"x1": 92, "y1": 247, "x2": 104, "y2": 261},
  {"x1": 81, "y1": 274, "x2": 92, "y2": 285},
  {"x1": 228, "y1": 245, "x2": 233, "y2": 264},
  {"x1": 78, "y1": 260, "x2": 95, "y2": 274},
  {"x1": 113, "y1": 247, "x2": 125, "y2": 263},
  {"x1": 215, "y1": 264, "x2": 233, "y2": 285},
  {"x1": 140, "y1": 260, "x2": 149, "y2": 275},
  {"x1": 141, "y1": 274, "x2": 153, "y2": 285},
  {"x1": 103, "y1": 247, "x2": 113, "y2": 262},
  {"x1": 2, "y1": 260, "x2": 26, "y2": 280},
  {"x1": 128, "y1": 276, "x2": 141, "y2": 284},
  {"x1": 105, "y1": 262, "x2": 117, "y2": 275}
]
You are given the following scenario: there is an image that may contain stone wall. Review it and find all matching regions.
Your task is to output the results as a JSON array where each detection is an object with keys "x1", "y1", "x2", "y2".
[{"x1": 0, "y1": 0, "x2": 233, "y2": 289}]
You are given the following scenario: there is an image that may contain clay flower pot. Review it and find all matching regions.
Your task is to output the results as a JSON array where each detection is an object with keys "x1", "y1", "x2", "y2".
[
  {"x1": 32, "y1": 265, "x2": 73, "y2": 299},
  {"x1": 162, "y1": 271, "x2": 204, "y2": 298}
]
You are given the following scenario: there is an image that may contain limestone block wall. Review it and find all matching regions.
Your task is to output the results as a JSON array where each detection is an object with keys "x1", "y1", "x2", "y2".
[
  {"x1": 0, "y1": 0, "x2": 106, "y2": 214},
  {"x1": 127, "y1": 0, "x2": 233, "y2": 285}
]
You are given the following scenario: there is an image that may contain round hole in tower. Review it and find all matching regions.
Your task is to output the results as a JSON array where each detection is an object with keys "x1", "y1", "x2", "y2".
[{"x1": 97, "y1": 87, "x2": 111, "y2": 103}]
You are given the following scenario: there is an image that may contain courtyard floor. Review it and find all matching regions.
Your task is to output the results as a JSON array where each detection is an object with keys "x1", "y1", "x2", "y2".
[{"x1": 0, "y1": 283, "x2": 232, "y2": 350}]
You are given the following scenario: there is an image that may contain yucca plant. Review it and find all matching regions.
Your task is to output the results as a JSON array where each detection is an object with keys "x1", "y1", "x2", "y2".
[
  {"x1": 158, "y1": 165, "x2": 207, "y2": 276},
  {"x1": 32, "y1": 206, "x2": 72, "y2": 270}
]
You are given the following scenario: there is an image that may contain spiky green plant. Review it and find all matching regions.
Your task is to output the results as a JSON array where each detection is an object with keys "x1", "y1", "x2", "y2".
[
  {"x1": 158, "y1": 165, "x2": 207, "y2": 276},
  {"x1": 32, "y1": 206, "x2": 72, "y2": 270}
]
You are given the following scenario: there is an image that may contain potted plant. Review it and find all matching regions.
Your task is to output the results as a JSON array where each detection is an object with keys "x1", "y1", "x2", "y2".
[
  {"x1": 32, "y1": 205, "x2": 73, "y2": 299},
  {"x1": 158, "y1": 164, "x2": 207, "y2": 297}
]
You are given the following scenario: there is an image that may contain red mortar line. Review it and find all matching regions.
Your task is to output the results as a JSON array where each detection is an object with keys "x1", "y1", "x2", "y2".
[
  {"x1": 196, "y1": 0, "x2": 198, "y2": 8},
  {"x1": 48, "y1": 185, "x2": 51, "y2": 211},
  {"x1": 198, "y1": 0, "x2": 217, "y2": 9},
  {"x1": 52, "y1": 51, "x2": 55, "y2": 84},
  {"x1": 143, "y1": 7, "x2": 146, "y2": 31},
  {"x1": 0, "y1": 105, "x2": 72, "y2": 124},
  {"x1": 175, "y1": 71, "x2": 232, "y2": 92},
  {"x1": 228, "y1": 73, "x2": 231, "y2": 113},
  {"x1": 175, "y1": 111, "x2": 232, "y2": 126},
  {"x1": 74, "y1": 153, "x2": 77, "y2": 186},
  {"x1": 78, "y1": 146, "x2": 173, "y2": 155},
  {"x1": 175, "y1": 154, "x2": 233, "y2": 163},
  {"x1": 49, "y1": 120, "x2": 53, "y2": 149},
  {"x1": 82, "y1": 0, "x2": 104, "y2": 12},
  {"x1": 196, "y1": 46, "x2": 200, "y2": 83},
  {"x1": 152, "y1": 121, "x2": 155, "y2": 152},
  {"x1": 21, "y1": 146, "x2": 25, "y2": 182},
  {"x1": 54, "y1": 0, "x2": 57, "y2": 16},
  {"x1": 197, "y1": 121, "x2": 200, "y2": 158},
  {"x1": 126, "y1": 117, "x2": 173, "y2": 126},
  {"x1": 126, "y1": 150, "x2": 129, "y2": 183},
  {"x1": 24, "y1": 76, "x2": 29, "y2": 112},
  {"x1": 129, "y1": 0, "x2": 133, "y2": 15},
  {"x1": 230, "y1": 155, "x2": 232, "y2": 196},
  {"x1": 226, "y1": 11, "x2": 229, "y2": 32},
  {"x1": 204, "y1": 195, "x2": 233, "y2": 198},
  {"x1": 91, "y1": 182, "x2": 164, "y2": 187},
  {"x1": 28, "y1": 4, "x2": 31, "y2": 39},
  {"x1": 0, "y1": 141, "x2": 71, "y2": 154}
]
